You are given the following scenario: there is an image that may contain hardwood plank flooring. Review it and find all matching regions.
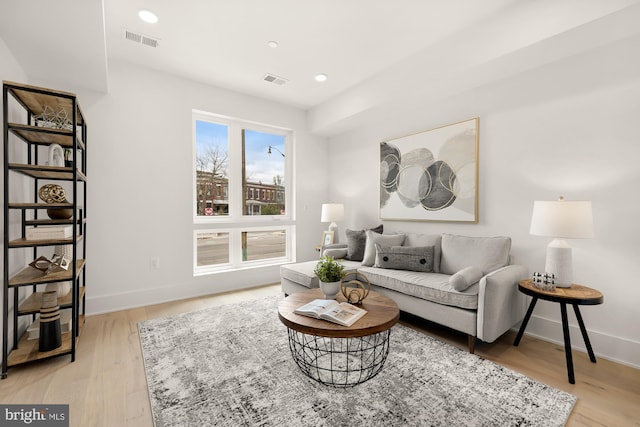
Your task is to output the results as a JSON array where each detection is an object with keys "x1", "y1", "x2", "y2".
[{"x1": 0, "y1": 283, "x2": 638, "y2": 426}]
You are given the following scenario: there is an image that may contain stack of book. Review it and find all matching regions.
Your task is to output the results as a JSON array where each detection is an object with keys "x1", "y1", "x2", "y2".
[{"x1": 25, "y1": 226, "x2": 72, "y2": 240}]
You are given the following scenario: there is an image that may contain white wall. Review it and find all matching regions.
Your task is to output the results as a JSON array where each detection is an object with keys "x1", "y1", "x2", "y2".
[
  {"x1": 325, "y1": 41, "x2": 640, "y2": 367},
  {"x1": 0, "y1": 36, "x2": 31, "y2": 362},
  {"x1": 29, "y1": 60, "x2": 329, "y2": 315}
]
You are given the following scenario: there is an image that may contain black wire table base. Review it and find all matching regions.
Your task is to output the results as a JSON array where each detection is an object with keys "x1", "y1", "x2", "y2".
[{"x1": 286, "y1": 328, "x2": 392, "y2": 387}]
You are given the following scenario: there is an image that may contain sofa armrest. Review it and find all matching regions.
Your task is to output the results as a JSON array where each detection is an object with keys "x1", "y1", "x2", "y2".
[
  {"x1": 476, "y1": 264, "x2": 529, "y2": 343},
  {"x1": 321, "y1": 243, "x2": 348, "y2": 259}
]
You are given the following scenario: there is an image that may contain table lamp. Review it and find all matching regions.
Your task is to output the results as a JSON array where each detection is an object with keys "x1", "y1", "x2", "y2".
[
  {"x1": 529, "y1": 197, "x2": 594, "y2": 287},
  {"x1": 321, "y1": 203, "x2": 344, "y2": 243}
]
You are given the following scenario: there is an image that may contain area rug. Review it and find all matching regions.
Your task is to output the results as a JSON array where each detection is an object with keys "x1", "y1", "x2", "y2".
[{"x1": 138, "y1": 296, "x2": 576, "y2": 426}]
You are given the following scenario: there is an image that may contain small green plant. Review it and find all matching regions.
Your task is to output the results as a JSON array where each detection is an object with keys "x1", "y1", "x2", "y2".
[{"x1": 314, "y1": 256, "x2": 346, "y2": 282}]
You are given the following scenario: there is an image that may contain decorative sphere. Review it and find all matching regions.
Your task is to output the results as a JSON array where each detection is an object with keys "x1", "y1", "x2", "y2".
[
  {"x1": 39, "y1": 184, "x2": 73, "y2": 219},
  {"x1": 38, "y1": 184, "x2": 67, "y2": 203}
]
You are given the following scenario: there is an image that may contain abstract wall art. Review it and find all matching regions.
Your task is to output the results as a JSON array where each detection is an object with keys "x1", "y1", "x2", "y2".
[{"x1": 380, "y1": 118, "x2": 479, "y2": 222}]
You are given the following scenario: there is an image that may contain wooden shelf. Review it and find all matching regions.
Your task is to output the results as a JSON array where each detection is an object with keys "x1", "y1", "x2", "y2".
[
  {"x1": 18, "y1": 287, "x2": 86, "y2": 314},
  {"x1": 8, "y1": 163, "x2": 87, "y2": 181},
  {"x1": 25, "y1": 218, "x2": 86, "y2": 226},
  {"x1": 9, "y1": 202, "x2": 76, "y2": 210},
  {"x1": 8, "y1": 235, "x2": 83, "y2": 248},
  {"x1": 4, "y1": 80, "x2": 85, "y2": 125},
  {"x1": 6, "y1": 315, "x2": 84, "y2": 368},
  {"x1": 3, "y1": 80, "x2": 88, "y2": 378},
  {"x1": 9, "y1": 259, "x2": 85, "y2": 287},
  {"x1": 7, "y1": 123, "x2": 84, "y2": 149}
]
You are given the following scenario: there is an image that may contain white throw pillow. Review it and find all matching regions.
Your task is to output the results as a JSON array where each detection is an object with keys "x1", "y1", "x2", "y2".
[
  {"x1": 449, "y1": 266, "x2": 483, "y2": 291},
  {"x1": 440, "y1": 234, "x2": 511, "y2": 275},
  {"x1": 361, "y1": 230, "x2": 405, "y2": 266}
]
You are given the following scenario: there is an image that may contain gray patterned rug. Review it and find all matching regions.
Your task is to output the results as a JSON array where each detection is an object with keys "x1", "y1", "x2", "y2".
[{"x1": 138, "y1": 296, "x2": 576, "y2": 426}]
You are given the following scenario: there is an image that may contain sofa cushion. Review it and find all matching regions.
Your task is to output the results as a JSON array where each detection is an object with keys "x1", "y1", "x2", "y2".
[
  {"x1": 280, "y1": 260, "x2": 360, "y2": 289},
  {"x1": 449, "y1": 266, "x2": 483, "y2": 291},
  {"x1": 362, "y1": 231, "x2": 405, "y2": 266},
  {"x1": 359, "y1": 266, "x2": 478, "y2": 310},
  {"x1": 345, "y1": 224, "x2": 383, "y2": 261},
  {"x1": 402, "y1": 233, "x2": 443, "y2": 273},
  {"x1": 440, "y1": 234, "x2": 511, "y2": 275},
  {"x1": 280, "y1": 262, "x2": 319, "y2": 289},
  {"x1": 374, "y1": 244, "x2": 434, "y2": 273}
]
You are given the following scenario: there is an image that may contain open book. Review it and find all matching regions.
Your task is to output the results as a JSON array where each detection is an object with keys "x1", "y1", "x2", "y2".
[{"x1": 294, "y1": 299, "x2": 367, "y2": 327}]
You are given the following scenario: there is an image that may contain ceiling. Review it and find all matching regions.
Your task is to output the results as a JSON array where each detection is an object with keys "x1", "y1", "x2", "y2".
[
  {"x1": 101, "y1": 0, "x2": 519, "y2": 109},
  {"x1": 1, "y1": 0, "x2": 640, "y2": 115}
]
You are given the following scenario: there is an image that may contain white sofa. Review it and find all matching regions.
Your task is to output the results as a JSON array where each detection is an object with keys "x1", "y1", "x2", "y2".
[{"x1": 280, "y1": 232, "x2": 528, "y2": 353}]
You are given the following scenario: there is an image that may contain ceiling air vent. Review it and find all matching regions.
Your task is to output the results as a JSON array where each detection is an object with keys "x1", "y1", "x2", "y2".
[
  {"x1": 122, "y1": 28, "x2": 160, "y2": 48},
  {"x1": 263, "y1": 73, "x2": 288, "y2": 86}
]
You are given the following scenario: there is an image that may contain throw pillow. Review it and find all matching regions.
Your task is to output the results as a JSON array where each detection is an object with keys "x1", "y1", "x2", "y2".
[
  {"x1": 374, "y1": 244, "x2": 434, "y2": 272},
  {"x1": 323, "y1": 248, "x2": 348, "y2": 259},
  {"x1": 449, "y1": 266, "x2": 483, "y2": 291},
  {"x1": 402, "y1": 233, "x2": 443, "y2": 273},
  {"x1": 361, "y1": 230, "x2": 405, "y2": 266},
  {"x1": 440, "y1": 234, "x2": 511, "y2": 275},
  {"x1": 345, "y1": 224, "x2": 383, "y2": 261}
]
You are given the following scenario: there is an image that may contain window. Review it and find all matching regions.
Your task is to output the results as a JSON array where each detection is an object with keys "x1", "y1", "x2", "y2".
[
  {"x1": 195, "y1": 120, "x2": 229, "y2": 217},
  {"x1": 193, "y1": 110, "x2": 294, "y2": 274}
]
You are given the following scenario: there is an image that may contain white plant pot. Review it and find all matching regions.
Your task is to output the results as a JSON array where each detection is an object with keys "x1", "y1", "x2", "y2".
[{"x1": 319, "y1": 280, "x2": 341, "y2": 299}]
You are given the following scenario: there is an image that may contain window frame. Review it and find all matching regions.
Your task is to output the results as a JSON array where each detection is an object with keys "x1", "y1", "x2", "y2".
[{"x1": 192, "y1": 110, "x2": 295, "y2": 275}]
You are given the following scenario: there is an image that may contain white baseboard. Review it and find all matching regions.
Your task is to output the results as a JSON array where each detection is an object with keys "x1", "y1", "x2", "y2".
[
  {"x1": 86, "y1": 280, "x2": 274, "y2": 316},
  {"x1": 519, "y1": 314, "x2": 640, "y2": 370},
  {"x1": 87, "y1": 284, "x2": 640, "y2": 370}
]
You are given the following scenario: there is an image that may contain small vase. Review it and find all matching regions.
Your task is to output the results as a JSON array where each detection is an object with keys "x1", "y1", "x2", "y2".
[
  {"x1": 39, "y1": 291, "x2": 62, "y2": 352},
  {"x1": 45, "y1": 281, "x2": 72, "y2": 298},
  {"x1": 319, "y1": 280, "x2": 341, "y2": 299}
]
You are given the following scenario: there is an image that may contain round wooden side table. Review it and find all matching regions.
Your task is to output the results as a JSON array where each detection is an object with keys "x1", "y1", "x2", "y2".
[{"x1": 513, "y1": 279, "x2": 604, "y2": 384}]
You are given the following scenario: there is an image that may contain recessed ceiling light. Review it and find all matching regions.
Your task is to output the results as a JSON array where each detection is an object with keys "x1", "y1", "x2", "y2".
[
  {"x1": 138, "y1": 10, "x2": 158, "y2": 24},
  {"x1": 315, "y1": 73, "x2": 328, "y2": 82},
  {"x1": 267, "y1": 41, "x2": 279, "y2": 48}
]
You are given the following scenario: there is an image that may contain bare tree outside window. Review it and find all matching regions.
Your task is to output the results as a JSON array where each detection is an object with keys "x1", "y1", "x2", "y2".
[{"x1": 195, "y1": 121, "x2": 229, "y2": 216}]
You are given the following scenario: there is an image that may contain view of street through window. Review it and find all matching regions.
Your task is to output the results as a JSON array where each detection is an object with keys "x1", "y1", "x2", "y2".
[{"x1": 197, "y1": 230, "x2": 286, "y2": 266}]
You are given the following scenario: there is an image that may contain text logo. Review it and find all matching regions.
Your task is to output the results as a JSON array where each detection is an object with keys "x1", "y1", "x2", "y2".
[{"x1": 1, "y1": 405, "x2": 68, "y2": 426}]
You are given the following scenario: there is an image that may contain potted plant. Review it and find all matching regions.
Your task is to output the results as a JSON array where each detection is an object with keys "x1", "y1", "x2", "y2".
[{"x1": 314, "y1": 256, "x2": 346, "y2": 299}]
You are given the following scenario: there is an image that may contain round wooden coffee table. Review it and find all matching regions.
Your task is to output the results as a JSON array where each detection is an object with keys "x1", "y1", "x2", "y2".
[{"x1": 278, "y1": 288, "x2": 399, "y2": 387}]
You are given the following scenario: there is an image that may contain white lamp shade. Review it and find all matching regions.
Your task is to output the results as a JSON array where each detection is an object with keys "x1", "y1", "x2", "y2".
[
  {"x1": 321, "y1": 203, "x2": 344, "y2": 222},
  {"x1": 530, "y1": 200, "x2": 594, "y2": 239}
]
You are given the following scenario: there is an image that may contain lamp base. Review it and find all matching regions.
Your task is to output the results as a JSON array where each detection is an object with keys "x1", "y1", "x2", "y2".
[
  {"x1": 545, "y1": 239, "x2": 573, "y2": 287},
  {"x1": 328, "y1": 222, "x2": 339, "y2": 243}
]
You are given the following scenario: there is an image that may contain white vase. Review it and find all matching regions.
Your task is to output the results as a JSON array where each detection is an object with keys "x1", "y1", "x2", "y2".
[
  {"x1": 319, "y1": 280, "x2": 341, "y2": 299},
  {"x1": 45, "y1": 281, "x2": 72, "y2": 298}
]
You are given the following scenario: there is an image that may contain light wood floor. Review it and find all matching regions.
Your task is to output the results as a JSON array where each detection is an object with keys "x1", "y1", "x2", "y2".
[{"x1": 1, "y1": 284, "x2": 638, "y2": 426}]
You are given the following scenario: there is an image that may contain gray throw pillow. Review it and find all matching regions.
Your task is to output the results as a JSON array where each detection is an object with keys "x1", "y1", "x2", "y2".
[
  {"x1": 362, "y1": 230, "x2": 405, "y2": 266},
  {"x1": 402, "y1": 233, "x2": 442, "y2": 273},
  {"x1": 375, "y1": 244, "x2": 434, "y2": 272},
  {"x1": 449, "y1": 266, "x2": 483, "y2": 291},
  {"x1": 345, "y1": 224, "x2": 383, "y2": 261}
]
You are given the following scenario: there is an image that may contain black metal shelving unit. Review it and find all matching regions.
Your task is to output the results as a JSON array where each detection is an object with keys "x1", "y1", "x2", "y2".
[{"x1": 2, "y1": 81, "x2": 87, "y2": 378}]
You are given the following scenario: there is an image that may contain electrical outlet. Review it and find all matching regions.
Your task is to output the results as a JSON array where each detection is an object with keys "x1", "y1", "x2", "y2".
[{"x1": 151, "y1": 257, "x2": 160, "y2": 269}]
